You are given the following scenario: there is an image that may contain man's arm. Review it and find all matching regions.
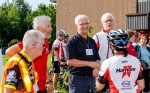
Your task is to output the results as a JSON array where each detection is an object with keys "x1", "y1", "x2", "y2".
[
  {"x1": 4, "y1": 88, "x2": 15, "y2": 93},
  {"x1": 137, "y1": 79, "x2": 145, "y2": 91},
  {"x1": 54, "y1": 50, "x2": 66, "y2": 65},
  {"x1": 96, "y1": 80, "x2": 105, "y2": 91},
  {"x1": 46, "y1": 68, "x2": 53, "y2": 93},
  {"x1": 93, "y1": 60, "x2": 100, "y2": 77},
  {"x1": 5, "y1": 44, "x2": 21, "y2": 57},
  {"x1": 67, "y1": 59, "x2": 99, "y2": 69}
]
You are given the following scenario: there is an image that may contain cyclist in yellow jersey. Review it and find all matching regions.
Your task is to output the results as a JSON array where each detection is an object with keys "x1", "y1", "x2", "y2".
[{"x1": 0, "y1": 30, "x2": 45, "y2": 93}]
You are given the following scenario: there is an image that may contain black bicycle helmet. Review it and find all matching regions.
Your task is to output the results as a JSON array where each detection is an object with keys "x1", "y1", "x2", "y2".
[
  {"x1": 57, "y1": 29, "x2": 66, "y2": 36},
  {"x1": 107, "y1": 29, "x2": 129, "y2": 51}
]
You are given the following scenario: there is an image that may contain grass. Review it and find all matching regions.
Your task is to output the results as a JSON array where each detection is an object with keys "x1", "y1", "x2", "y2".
[{"x1": 2, "y1": 54, "x2": 68, "y2": 93}]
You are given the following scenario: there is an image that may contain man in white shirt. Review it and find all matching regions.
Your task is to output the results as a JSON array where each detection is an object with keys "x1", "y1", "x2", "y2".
[
  {"x1": 93, "y1": 13, "x2": 114, "y2": 65},
  {"x1": 93, "y1": 13, "x2": 115, "y2": 93}
]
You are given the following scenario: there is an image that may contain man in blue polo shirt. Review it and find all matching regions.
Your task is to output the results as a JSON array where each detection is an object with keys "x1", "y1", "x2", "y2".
[{"x1": 66, "y1": 14, "x2": 100, "y2": 93}]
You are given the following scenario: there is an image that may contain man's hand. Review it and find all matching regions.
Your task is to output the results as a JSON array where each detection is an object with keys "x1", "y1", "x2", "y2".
[
  {"x1": 60, "y1": 62, "x2": 67, "y2": 66},
  {"x1": 47, "y1": 83, "x2": 53, "y2": 93},
  {"x1": 93, "y1": 68, "x2": 99, "y2": 77}
]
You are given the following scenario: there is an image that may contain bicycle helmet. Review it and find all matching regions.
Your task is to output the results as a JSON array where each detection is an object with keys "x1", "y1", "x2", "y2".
[
  {"x1": 107, "y1": 29, "x2": 129, "y2": 51},
  {"x1": 64, "y1": 33, "x2": 69, "y2": 38},
  {"x1": 57, "y1": 29, "x2": 66, "y2": 36}
]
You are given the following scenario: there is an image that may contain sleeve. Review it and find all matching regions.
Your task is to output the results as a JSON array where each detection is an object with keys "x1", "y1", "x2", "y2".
[
  {"x1": 4, "y1": 65, "x2": 20, "y2": 90},
  {"x1": 66, "y1": 38, "x2": 76, "y2": 60},
  {"x1": 93, "y1": 34, "x2": 100, "y2": 49},
  {"x1": 53, "y1": 40, "x2": 59, "y2": 50},
  {"x1": 137, "y1": 64, "x2": 144, "y2": 80},
  {"x1": 97, "y1": 61, "x2": 109, "y2": 84},
  {"x1": 92, "y1": 39, "x2": 100, "y2": 60},
  {"x1": 17, "y1": 42, "x2": 23, "y2": 49}
]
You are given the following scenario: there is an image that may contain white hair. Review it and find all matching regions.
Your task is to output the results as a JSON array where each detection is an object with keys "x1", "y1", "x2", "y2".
[
  {"x1": 33, "y1": 15, "x2": 51, "y2": 29},
  {"x1": 74, "y1": 15, "x2": 89, "y2": 24},
  {"x1": 101, "y1": 13, "x2": 115, "y2": 23},
  {"x1": 23, "y1": 30, "x2": 45, "y2": 51}
]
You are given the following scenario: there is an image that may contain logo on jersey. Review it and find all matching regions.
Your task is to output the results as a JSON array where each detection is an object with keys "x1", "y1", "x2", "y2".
[
  {"x1": 122, "y1": 81, "x2": 130, "y2": 87},
  {"x1": 122, "y1": 60, "x2": 128, "y2": 63},
  {"x1": 6, "y1": 70, "x2": 17, "y2": 83},
  {"x1": 116, "y1": 65, "x2": 135, "y2": 78}
]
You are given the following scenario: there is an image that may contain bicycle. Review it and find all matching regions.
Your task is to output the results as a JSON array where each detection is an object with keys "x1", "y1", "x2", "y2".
[{"x1": 48, "y1": 64, "x2": 69, "y2": 92}]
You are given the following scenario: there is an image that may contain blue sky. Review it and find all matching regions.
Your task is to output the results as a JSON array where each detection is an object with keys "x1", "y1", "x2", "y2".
[{"x1": 0, "y1": 0, "x2": 53, "y2": 10}]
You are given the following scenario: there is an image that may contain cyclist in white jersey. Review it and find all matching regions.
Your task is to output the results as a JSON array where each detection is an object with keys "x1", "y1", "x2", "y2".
[{"x1": 96, "y1": 29, "x2": 145, "y2": 93}]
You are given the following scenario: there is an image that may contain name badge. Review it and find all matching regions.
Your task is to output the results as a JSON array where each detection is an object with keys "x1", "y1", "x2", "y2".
[
  {"x1": 33, "y1": 83, "x2": 39, "y2": 92},
  {"x1": 86, "y1": 49, "x2": 93, "y2": 55}
]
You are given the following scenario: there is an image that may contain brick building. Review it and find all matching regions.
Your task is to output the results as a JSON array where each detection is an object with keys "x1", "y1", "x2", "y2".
[{"x1": 53, "y1": 0, "x2": 150, "y2": 37}]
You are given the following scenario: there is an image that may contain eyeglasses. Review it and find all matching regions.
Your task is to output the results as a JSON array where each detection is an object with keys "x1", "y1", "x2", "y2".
[
  {"x1": 78, "y1": 23, "x2": 89, "y2": 26},
  {"x1": 33, "y1": 42, "x2": 45, "y2": 47},
  {"x1": 103, "y1": 19, "x2": 113, "y2": 23}
]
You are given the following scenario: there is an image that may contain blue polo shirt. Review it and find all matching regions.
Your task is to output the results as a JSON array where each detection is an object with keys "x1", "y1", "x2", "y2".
[{"x1": 66, "y1": 33, "x2": 100, "y2": 76}]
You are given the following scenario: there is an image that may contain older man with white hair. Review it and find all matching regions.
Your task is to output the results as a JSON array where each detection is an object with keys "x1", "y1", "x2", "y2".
[
  {"x1": 93, "y1": 13, "x2": 115, "y2": 93},
  {"x1": 5, "y1": 15, "x2": 53, "y2": 93},
  {"x1": 66, "y1": 14, "x2": 100, "y2": 93},
  {"x1": 1, "y1": 30, "x2": 45, "y2": 93}
]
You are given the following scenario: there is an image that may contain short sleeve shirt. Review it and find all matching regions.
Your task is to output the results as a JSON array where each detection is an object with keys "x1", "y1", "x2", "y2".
[
  {"x1": 4, "y1": 52, "x2": 32, "y2": 91},
  {"x1": 52, "y1": 39, "x2": 63, "y2": 61},
  {"x1": 66, "y1": 33, "x2": 100, "y2": 75},
  {"x1": 97, "y1": 54, "x2": 143, "y2": 93}
]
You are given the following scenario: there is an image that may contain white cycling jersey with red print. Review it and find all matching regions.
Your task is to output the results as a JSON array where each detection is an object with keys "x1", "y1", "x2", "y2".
[
  {"x1": 53, "y1": 39, "x2": 63, "y2": 61},
  {"x1": 97, "y1": 54, "x2": 143, "y2": 93}
]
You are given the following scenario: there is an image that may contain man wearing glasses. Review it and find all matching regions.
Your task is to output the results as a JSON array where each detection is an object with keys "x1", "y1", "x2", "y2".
[
  {"x1": 1, "y1": 30, "x2": 46, "y2": 93},
  {"x1": 93, "y1": 13, "x2": 115, "y2": 93},
  {"x1": 66, "y1": 15, "x2": 100, "y2": 93}
]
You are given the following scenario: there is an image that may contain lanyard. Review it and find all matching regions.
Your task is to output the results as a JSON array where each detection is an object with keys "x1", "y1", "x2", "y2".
[
  {"x1": 82, "y1": 37, "x2": 89, "y2": 49},
  {"x1": 18, "y1": 53, "x2": 35, "y2": 84}
]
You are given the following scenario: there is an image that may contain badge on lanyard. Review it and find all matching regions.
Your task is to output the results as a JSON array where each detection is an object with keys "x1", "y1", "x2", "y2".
[
  {"x1": 33, "y1": 83, "x2": 39, "y2": 92},
  {"x1": 86, "y1": 49, "x2": 93, "y2": 55}
]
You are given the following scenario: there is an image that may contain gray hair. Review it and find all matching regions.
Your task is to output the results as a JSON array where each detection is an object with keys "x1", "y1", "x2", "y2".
[
  {"x1": 74, "y1": 15, "x2": 89, "y2": 25},
  {"x1": 23, "y1": 30, "x2": 45, "y2": 51},
  {"x1": 101, "y1": 13, "x2": 114, "y2": 23},
  {"x1": 33, "y1": 15, "x2": 51, "y2": 29}
]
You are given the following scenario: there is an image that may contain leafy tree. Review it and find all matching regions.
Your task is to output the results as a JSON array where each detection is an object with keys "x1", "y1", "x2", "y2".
[
  {"x1": 88, "y1": 25, "x2": 94, "y2": 38},
  {"x1": 8, "y1": 39, "x2": 19, "y2": 47},
  {"x1": 0, "y1": 0, "x2": 56, "y2": 48}
]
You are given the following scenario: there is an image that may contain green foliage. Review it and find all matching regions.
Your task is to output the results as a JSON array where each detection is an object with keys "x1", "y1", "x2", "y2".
[
  {"x1": 88, "y1": 25, "x2": 94, "y2": 38},
  {"x1": 0, "y1": 0, "x2": 56, "y2": 47},
  {"x1": 7, "y1": 39, "x2": 19, "y2": 47}
]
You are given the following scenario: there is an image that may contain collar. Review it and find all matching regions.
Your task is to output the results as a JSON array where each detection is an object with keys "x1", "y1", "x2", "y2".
[
  {"x1": 20, "y1": 51, "x2": 32, "y2": 62},
  {"x1": 102, "y1": 29, "x2": 109, "y2": 33},
  {"x1": 114, "y1": 53, "x2": 124, "y2": 56},
  {"x1": 76, "y1": 32, "x2": 88, "y2": 39}
]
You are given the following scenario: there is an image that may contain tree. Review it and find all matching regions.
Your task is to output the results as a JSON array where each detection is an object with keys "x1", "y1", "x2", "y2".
[
  {"x1": 0, "y1": 0, "x2": 56, "y2": 48},
  {"x1": 0, "y1": 0, "x2": 31, "y2": 47}
]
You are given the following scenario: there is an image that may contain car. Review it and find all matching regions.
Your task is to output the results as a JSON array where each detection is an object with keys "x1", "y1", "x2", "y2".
[{"x1": 1, "y1": 47, "x2": 8, "y2": 54}]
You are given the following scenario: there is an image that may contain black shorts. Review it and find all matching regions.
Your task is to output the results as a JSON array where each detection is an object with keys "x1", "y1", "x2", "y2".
[{"x1": 53, "y1": 61, "x2": 60, "y2": 73}]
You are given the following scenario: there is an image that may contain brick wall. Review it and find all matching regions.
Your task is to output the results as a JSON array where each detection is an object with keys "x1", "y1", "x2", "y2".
[{"x1": 56, "y1": 0, "x2": 137, "y2": 37}]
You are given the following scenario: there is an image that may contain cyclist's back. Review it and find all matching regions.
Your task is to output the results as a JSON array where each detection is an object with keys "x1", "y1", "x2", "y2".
[
  {"x1": 100, "y1": 54, "x2": 142, "y2": 93},
  {"x1": 96, "y1": 29, "x2": 144, "y2": 93}
]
